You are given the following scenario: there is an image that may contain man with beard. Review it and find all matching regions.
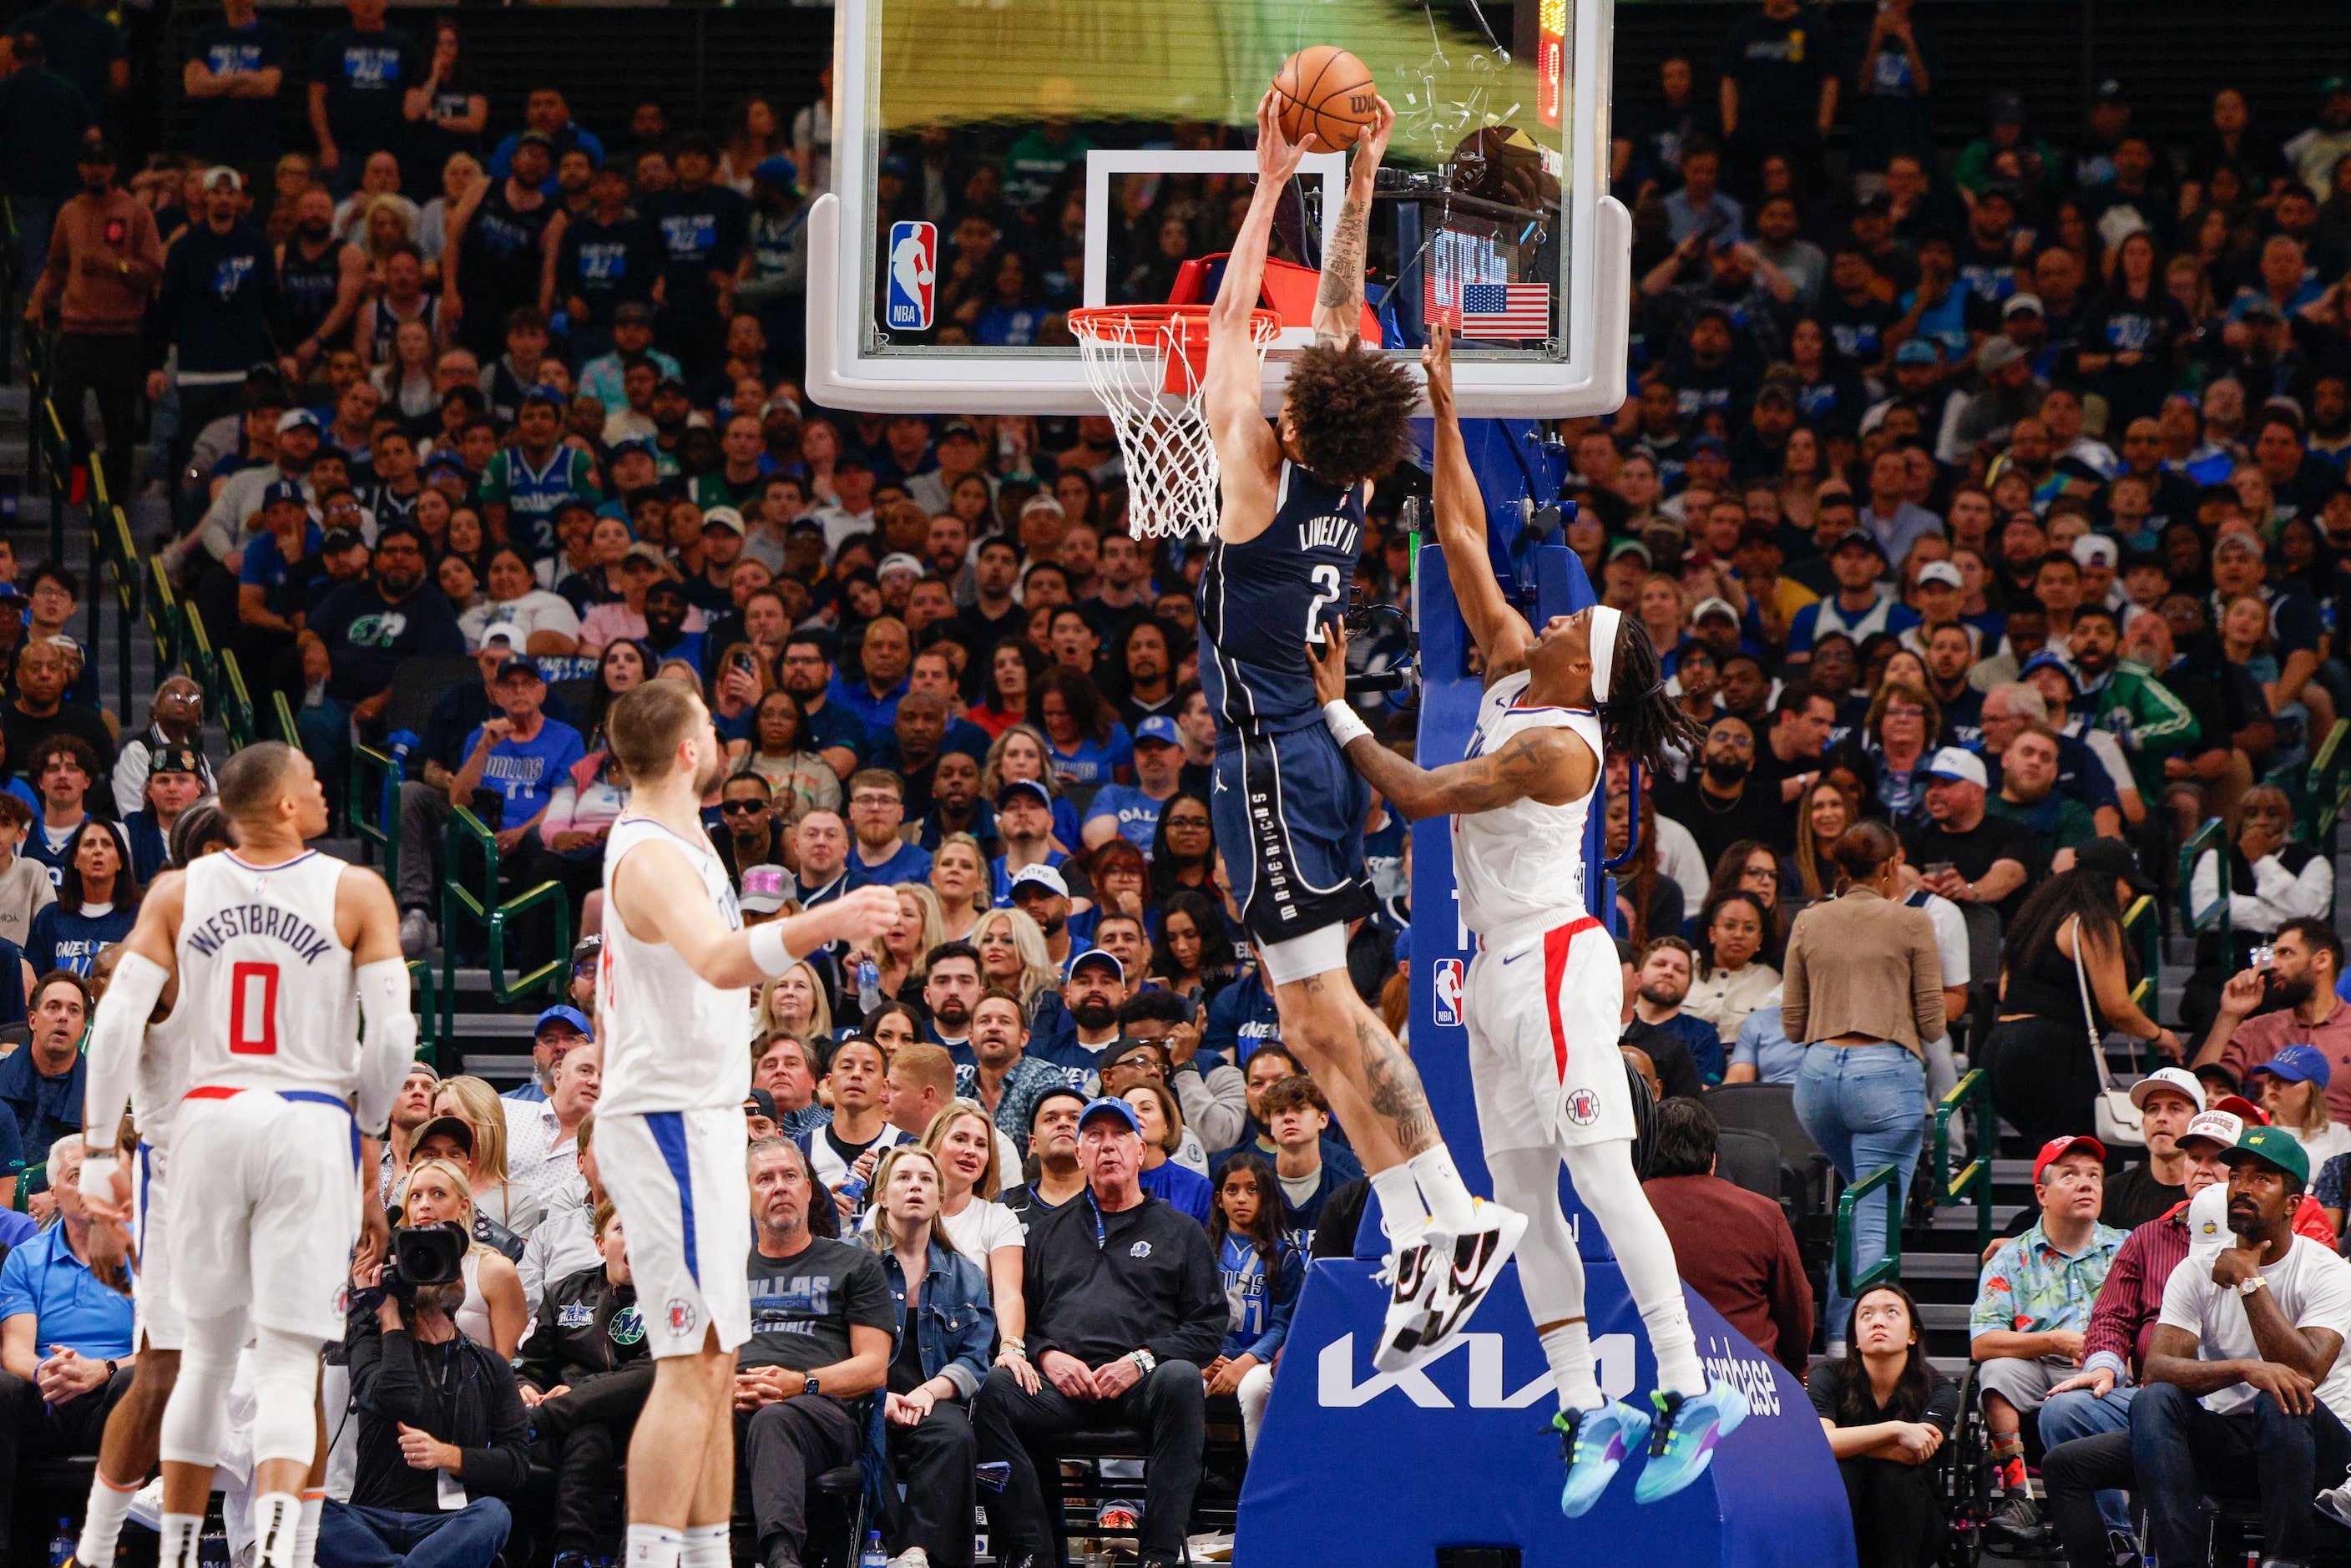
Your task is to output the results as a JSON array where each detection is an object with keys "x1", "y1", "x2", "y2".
[
  {"x1": 447, "y1": 130, "x2": 564, "y2": 362},
  {"x1": 779, "y1": 633, "x2": 867, "y2": 780},
  {"x1": 277, "y1": 185, "x2": 367, "y2": 372},
  {"x1": 959, "y1": 990, "x2": 1078, "y2": 1156},
  {"x1": 1652, "y1": 713, "x2": 1785, "y2": 874},
  {"x1": 2070, "y1": 604, "x2": 2199, "y2": 799},
  {"x1": 1048, "y1": 950, "x2": 1126, "y2": 1075},
  {"x1": 1008, "y1": 862, "x2": 1086, "y2": 971},
  {"x1": 1903, "y1": 748, "x2": 2039, "y2": 923},
  {"x1": 302, "y1": 525, "x2": 464, "y2": 808},
  {"x1": 639, "y1": 579, "x2": 703, "y2": 671},
  {"x1": 920, "y1": 943, "x2": 982, "y2": 1062},
  {"x1": 1978, "y1": 678, "x2": 2125, "y2": 836},
  {"x1": 916, "y1": 749, "x2": 993, "y2": 853},
  {"x1": 2200, "y1": 919, "x2": 2351, "y2": 1112},
  {"x1": 2108, "y1": 418, "x2": 2203, "y2": 531},
  {"x1": 27, "y1": 139, "x2": 162, "y2": 508},
  {"x1": 1918, "y1": 620, "x2": 1985, "y2": 746},
  {"x1": 949, "y1": 539, "x2": 1023, "y2": 664},
  {"x1": 1786, "y1": 529, "x2": 1917, "y2": 660},
  {"x1": 1984, "y1": 724, "x2": 2099, "y2": 858},
  {"x1": 999, "y1": 1089, "x2": 1090, "y2": 1233},
  {"x1": 1618, "y1": 938, "x2": 1717, "y2": 1092}
]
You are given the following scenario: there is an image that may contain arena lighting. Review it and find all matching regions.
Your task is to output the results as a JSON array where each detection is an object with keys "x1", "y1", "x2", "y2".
[{"x1": 1539, "y1": 0, "x2": 1568, "y2": 127}]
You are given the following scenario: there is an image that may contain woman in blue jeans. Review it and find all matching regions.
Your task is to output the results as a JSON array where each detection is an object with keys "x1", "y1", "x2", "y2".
[{"x1": 1782, "y1": 822, "x2": 1947, "y2": 1349}]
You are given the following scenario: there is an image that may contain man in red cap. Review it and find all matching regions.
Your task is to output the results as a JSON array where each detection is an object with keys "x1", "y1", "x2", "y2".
[{"x1": 1969, "y1": 1136, "x2": 2129, "y2": 1519}]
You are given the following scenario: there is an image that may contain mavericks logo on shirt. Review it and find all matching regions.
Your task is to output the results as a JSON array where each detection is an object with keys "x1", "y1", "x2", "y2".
[{"x1": 609, "y1": 1304, "x2": 645, "y2": 1345}]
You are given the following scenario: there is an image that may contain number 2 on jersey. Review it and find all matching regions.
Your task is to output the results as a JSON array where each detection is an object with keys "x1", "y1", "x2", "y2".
[
  {"x1": 230, "y1": 961, "x2": 279, "y2": 1055},
  {"x1": 1304, "y1": 564, "x2": 1342, "y2": 645}
]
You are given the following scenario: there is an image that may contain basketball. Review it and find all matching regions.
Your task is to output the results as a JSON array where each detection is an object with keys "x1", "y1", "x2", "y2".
[{"x1": 1273, "y1": 45, "x2": 1378, "y2": 151}]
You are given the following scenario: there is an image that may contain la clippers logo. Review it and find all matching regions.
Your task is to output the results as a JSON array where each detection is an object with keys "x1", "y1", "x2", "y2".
[
  {"x1": 1565, "y1": 1088, "x2": 1600, "y2": 1126},
  {"x1": 1432, "y1": 959, "x2": 1464, "y2": 1028},
  {"x1": 887, "y1": 221, "x2": 937, "y2": 331},
  {"x1": 667, "y1": 1298, "x2": 697, "y2": 1336}
]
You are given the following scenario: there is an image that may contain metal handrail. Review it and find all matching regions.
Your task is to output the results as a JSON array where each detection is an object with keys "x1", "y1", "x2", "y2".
[
  {"x1": 351, "y1": 743, "x2": 400, "y2": 883},
  {"x1": 440, "y1": 803, "x2": 572, "y2": 1041},
  {"x1": 1835, "y1": 1163, "x2": 1904, "y2": 1297},
  {"x1": 1933, "y1": 1068, "x2": 1994, "y2": 1259},
  {"x1": 216, "y1": 647, "x2": 258, "y2": 750},
  {"x1": 409, "y1": 959, "x2": 438, "y2": 1068},
  {"x1": 2178, "y1": 817, "x2": 2232, "y2": 954},
  {"x1": 270, "y1": 689, "x2": 300, "y2": 747},
  {"x1": 2121, "y1": 893, "x2": 2160, "y2": 1014},
  {"x1": 2307, "y1": 720, "x2": 2351, "y2": 841}
]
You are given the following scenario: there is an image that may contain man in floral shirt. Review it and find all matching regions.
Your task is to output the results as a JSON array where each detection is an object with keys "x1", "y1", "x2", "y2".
[{"x1": 1969, "y1": 1135, "x2": 2129, "y2": 1516}]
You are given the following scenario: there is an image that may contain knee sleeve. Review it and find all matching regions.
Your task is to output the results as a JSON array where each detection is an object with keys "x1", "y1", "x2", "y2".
[
  {"x1": 1487, "y1": 1147, "x2": 1585, "y2": 1327},
  {"x1": 158, "y1": 1313, "x2": 245, "y2": 1470},
  {"x1": 247, "y1": 1326, "x2": 326, "y2": 1468}
]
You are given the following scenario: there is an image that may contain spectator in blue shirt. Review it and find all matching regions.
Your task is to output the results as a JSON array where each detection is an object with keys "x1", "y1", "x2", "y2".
[
  {"x1": 25, "y1": 820, "x2": 138, "y2": 979},
  {"x1": 122, "y1": 741, "x2": 205, "y2": 886},
  {"x1": 0, "y1": 971, "x2": 86, "y2": 1173},
  {"x1": 1260, "y1": 1075, "x2": 1347, "y2": 1255},
  {"x1": 779, "y1": 631, "x2": 868, "y2": 779},
  {"x1": 1206, "y1": 1155, "x2": 1302, "y2": 1453},
  {"x1": 1211, "y1": 1044, "x2": 1365, "y2": 1184},
  {"x1": 844, "y1": 768, "x2": 932, "y2": 888},
  {"x1": 1081, "y1": 715, "x2": 1182, "y2": 854},
  {"x1": 448, "y1": 656, "x2": 585, "y2": 850},
  {"x1": 830, "y1": 615, "x2": 912, "y2": 734},
  {"x1": 1124, "y1": 1084, "x2": 1212, "y2": 1225},
  {"x1": 1008, "y1": 863, "x2": 1091, "y2": 974},
  {"x1": 24, "y1": 734, "x2": 100, "y2": 891},
  {"x1": 0, "y1": 1137, "x2": 135, "y2": 1555},
  {"x1": 1203, "y1": 966, "x2": 1281, "y2": 1068}
]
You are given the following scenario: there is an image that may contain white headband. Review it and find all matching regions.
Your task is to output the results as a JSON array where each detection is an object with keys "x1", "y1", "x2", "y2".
[{"x1": 1589, "y1": 605, "x2": 1622, "y2": 705}]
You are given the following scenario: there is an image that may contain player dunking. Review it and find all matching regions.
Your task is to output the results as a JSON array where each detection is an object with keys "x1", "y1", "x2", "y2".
[
  {"x1": 1309, "y1": 329, "x2": 1751, "y2": 1513},
  {"x1": 1202, "y1": 88, "x2": 1521, "y2": 1371},
  {"x1": 591, "y1": 679, "x2": 895, "y2": 1568},
  {"x1": 73, "y1": 799, "x2": 238, "y2": 1568},
  {"x1": 78, "y1": 746, "x2": 411, "y2": 1568}
]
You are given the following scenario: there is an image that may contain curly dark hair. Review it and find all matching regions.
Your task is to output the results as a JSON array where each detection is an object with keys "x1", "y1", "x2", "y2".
[{"x1": 1282, "y1": 341, "x2": 1418, "y2": 486}]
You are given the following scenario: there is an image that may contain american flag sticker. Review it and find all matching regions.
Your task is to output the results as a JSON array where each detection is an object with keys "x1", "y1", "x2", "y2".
[{"x1": 1445, "y1": 282, "x2": 1552, "y2": 339}]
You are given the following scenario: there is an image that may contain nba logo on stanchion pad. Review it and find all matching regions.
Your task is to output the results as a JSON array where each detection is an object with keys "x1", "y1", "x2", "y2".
[
  {"x1": 1433, "y1": 959, "x2": 1464, "y2": 1027},
  {"x1": 886, "y1": 221, "x2": 936, "y2": 331}
]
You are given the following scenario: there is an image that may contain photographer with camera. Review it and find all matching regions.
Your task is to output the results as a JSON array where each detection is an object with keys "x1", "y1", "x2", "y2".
[
  {"x1": 323, "y1": 1195, "x2": 532, "y2": 1568},
  {"x1": 515, "y1": 1200, "x2": 651, "y2": 1568}
]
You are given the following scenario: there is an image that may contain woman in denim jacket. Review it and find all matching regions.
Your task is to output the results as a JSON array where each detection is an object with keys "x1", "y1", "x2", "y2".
[{"x1": 865, "y1": 1146, "x2": 998, "y2": 1568}]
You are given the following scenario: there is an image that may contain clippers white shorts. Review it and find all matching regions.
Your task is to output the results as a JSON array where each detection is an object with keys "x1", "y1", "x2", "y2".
[
  {"x1": 168, "y1": 1088, "x2": 363, "y2": 1341},
  {"x1": 132, "y1": 1141, "x2": 190, "y2": 1351},
  {"x1": 1467, "y1": 915, "x2": 1637, "y2": 1155},
  {"x1": 593, "y1": 1106, "x2": 752, "y2": 1358}
]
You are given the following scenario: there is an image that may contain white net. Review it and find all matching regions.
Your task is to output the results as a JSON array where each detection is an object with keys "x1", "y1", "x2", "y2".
[{"x1": 1068, "y1": 306, "x2": 1283, "y2": 541}]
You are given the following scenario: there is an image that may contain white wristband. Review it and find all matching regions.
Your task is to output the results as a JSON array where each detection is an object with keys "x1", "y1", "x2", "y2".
[
  {"x1": 746, "y1": 921, "x2": 799, "y2": 979},
  {"x1": 79, "y1": 1151, "x2": 119, "y2": 1197},
  {"x1": 1322, "y1": 699, "x2": 1371, "y2": 749}
]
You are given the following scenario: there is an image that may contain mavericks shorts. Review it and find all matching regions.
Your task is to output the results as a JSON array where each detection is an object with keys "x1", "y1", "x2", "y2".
[
  {"x1": 169, "y1": 1089, "x2": 361, "y2": 1342},
  {"x1": 1211, "y1": 724, "x2": 1375, "y2": 947},
  {"x1": 594, "y1": 1106, "x2": 752, "y2": 1358},
  {"x1": 1467, "y1": 916, "x2": 1638, "y2": 1155}
]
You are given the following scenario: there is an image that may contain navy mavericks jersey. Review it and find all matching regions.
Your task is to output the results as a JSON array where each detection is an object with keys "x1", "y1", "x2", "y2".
[{"x1": 1198, "y1": 461, "x2": 1366, "y2": 732}]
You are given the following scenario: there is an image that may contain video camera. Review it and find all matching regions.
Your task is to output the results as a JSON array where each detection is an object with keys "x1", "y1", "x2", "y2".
[{"x1": 352, "y1": 1221, "x2": 472, "y2": 1315}]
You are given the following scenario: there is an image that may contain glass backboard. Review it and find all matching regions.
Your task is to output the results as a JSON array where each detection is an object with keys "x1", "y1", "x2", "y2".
[{"x1": 806, "y1": 0, "x2": 1630, "y2": 417}]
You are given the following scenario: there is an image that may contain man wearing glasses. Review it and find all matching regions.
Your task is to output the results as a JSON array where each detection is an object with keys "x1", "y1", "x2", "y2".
[{"x1": 1653, "y1": 712, "x2": 1786, "y2": 873}]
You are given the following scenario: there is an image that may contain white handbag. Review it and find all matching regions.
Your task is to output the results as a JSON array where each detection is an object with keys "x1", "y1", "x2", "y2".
[{"x1": 2072, "y1": 915, "x2": 2145, "y2": 1147}]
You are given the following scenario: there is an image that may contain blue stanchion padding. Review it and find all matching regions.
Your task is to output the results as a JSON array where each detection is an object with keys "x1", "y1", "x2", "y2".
[{"x1": 1236, "y1": 1257, "x2": 1855, "y2": 1568}]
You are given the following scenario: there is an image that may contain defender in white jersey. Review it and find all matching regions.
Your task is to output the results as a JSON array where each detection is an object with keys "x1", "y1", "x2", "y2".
[
  {"x1": 1311, "y1": 329, "x2": 1749, "y2": 1518},
  {"x1": 80, "y1": 749, "x2": 412, "y2": 1568},
  {"x1": 592, "y1": 680, "x2": 894, "y2": 1568},
  {"x1": 71, "y1": 798, "x2": 235, "y2": 1568}
]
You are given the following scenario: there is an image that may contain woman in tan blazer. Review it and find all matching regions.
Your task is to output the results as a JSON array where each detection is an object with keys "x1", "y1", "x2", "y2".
[{"x1": 1782, "y1": 819, "x2": 1946, "y2": 1348}]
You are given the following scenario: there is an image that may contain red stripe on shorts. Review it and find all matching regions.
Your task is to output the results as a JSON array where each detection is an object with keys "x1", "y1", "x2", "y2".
[
  {"x1": 183, "y1": 1086, "x2": 242, "y2": 1100},
  {"x1": 1542, "y1": 915, "x2": 1605, "y2": 1082}
]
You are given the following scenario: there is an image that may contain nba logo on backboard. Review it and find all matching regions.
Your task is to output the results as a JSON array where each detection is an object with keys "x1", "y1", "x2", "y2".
[
  {"x1": 1433, "y1": 959, "x2": 1464, "y2": 1027},
  {"x1": 886, "y1": 221, "x2": 937, "y2": 331}
]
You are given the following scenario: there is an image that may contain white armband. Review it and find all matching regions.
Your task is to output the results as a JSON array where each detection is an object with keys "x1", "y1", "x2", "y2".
[
  {"x1": 78, "y1": 1151, "x2": 119, "y2": 1198},
  {"x1": 1322, "y1": 699, "x2": 1372, "y2": 749},
  {"x1": 747, "y1": 922, "x2": 799, "y2": 979}
]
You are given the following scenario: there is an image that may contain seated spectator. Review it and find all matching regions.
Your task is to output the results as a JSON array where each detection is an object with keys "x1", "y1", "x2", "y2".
[
  {"x1": 999, "y1": 1087, "x2": 1089, "y2": 1236},
  {"x1": 1983, "y1": 723, "x2": 2101, "y2": 859},
  {"x1": 1121, "y1": 990, "x2": 1246, "y2": 1156},
  {"x1": 806, "y1": 1037, "x2": 908, "y2": 1205},
  {"x1": 518, "y1": 1113, "x2": 606, "y2": 1318},
  {"x1": 326, "y1": 1211, "x2": 532, "y2": 1568},
  {"x1": 2183, "y1": 788, "x2": 2333, "y2": 1040},
  {"x1": 513, "y1": 1200, "x2": 649, "y2": 1568},
  {"x1": 1809, "y1": 1283, "x2": 1960, "y2": 1568},
  {"x1": 846, "y1": 768, "x2": 932, "y2": 887},
  {"x1": 1619, "y1": 937, "x2": 1721, "y2": 1089},
  {"x1": 1902, "y1": 746, "x2": 2037, "y2": 922},
  {"x1": 394, "y1": 640, "x2": 522, "y2": 955},
  {"x1": 502, "y1": 1036, "x2": 599, "y2": 1210},
  {"x1": 0, "y1": 794, "x2": 55, "y2": 953},
  {"x1": 2031, "y1": 1105, "x2": 2246, "y2": 1557},
  {"x1": 1205, "y1": 1154, "x2": 1302, "y2": 1453},
  {"x1": 2252, "y1": 1045, "x2": 2351, "y2": 1169},
  {"x1": 863, "y1": 1145, "x2": 997, "y2": 1568},
  {"x1": 0, "y1": 1138, "x2": 135, "y2": 1561},
  {"x1": 1123, "y1": 1080, "x2": 1213, "y2": 1227},
  {"x1": 1253, "y1": 1074, "x2": 1347, "y2": 1254},
  {"x1": 1641, "y1": 1099, "x2": 1813, "y2": 1377},
  {"x1": 1969, "y1": 1136, "x2": 2126, "y2": 1515},
  {"x1": 26, "y1": 820, "x2": 138, "y2": 978},
  {"x1": 25, "y1": 735, "x2": 104, "y2": 888},
  {"x1": 301, "y1": 525, "x2": 466, "y2": 810},
  {"x1": 1681, "y1": 889, "x2": 1780, "y2": 1047},
  {"x1": 737, "y1": 1137, "x2": 894, "y2": 1568},
  {"x1": 449, "y1": 655, "x2": 588, "y2": 961},
  {"x1": 973, "y1": 1098, "x2": 1225, "y2": 1568},
  {"x1": 110, "y1": 676, "x2": 213, "y2": 817},
  {"x1": 3, "y1": 642, "x2": 114, "y2": 792},
  {"x1": 1722, "y1": 983, "x2": 1799, "y2": 1085},
  {"x1": 885, "y1": 1044, "x2": 1019, "y2": 1176},
  {"x1": 2136, "y1": 1125, "x2": 2351, "y2": 1568},
  {"x1": 955, "y1": 987, "x2": 1076, "y2": 1156},
  {"x1": 2201, "y1": 918, "x2": 2351, "y2": 1114},
  {"x1": 1009, "y1": 862, "x2": 1089, "y2": 973},
  {"x1": 432, "y1": 1075, "x2": 545, "y2": 1238},
  {"x1": 2105, "y1": 1067, "x2": 2207, "y2": 1227},
  {"x1": 0, "y1": 972, "x2": 88, "y2": 1172},
  {"x1": 752, "y1": 1035, "x2": 827, "y2": 1141},
  {"x1": 123, "y1": 741, "x2": 205, "y2": 885},
  {"x1": 506, "y1": 1002, "x2": 591, "y2": 1105}
]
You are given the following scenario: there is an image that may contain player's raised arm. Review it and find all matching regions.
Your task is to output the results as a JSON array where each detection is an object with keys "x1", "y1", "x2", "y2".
[
  {"x1": 1206, "y1": 91, "x2": 1316, "y2": 489},
  {"x1": 1307, "y1": 623, "x2": 1587, "y2": 817},
  {"x1": 1425, "y1": 326, "x2": 1535, "y2": 679},
  {"x1": 1311, "y1": 94, "x2": 1393, "y2": 348},
  {"x1": 613, "y1": 840, "x2": 898, "y2": 990}
]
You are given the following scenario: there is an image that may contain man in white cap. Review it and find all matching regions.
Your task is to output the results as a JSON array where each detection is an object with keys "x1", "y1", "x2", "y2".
[
  {"x1": 1903, "y1": 746, "x2": 2039, "y2": 920},
  {"x1": 2070, "y1": 532, "x2": 2123, "y2": 611},
  {"x1": 2108, "y1": 1066, "x2": 2207, "y2": 1227}
]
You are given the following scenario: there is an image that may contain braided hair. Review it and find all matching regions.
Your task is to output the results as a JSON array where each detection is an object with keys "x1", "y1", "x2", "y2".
[{"x1": 1598, "y1": 615, "x2": 1707, "y2": 778}]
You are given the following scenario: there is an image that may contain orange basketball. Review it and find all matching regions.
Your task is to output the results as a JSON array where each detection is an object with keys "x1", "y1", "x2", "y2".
[{"x1": 1273, "y1": 46, "x2": 1378, "y2": 151}]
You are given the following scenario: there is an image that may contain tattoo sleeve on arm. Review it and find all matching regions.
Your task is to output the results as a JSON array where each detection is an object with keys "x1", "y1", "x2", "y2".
[
  {"x1": 1313, "y1": 191, "x2": 1370, "y2": 344},
  {"x1": 1358, "y1": 1014, "x2": 1438, "y2": 1154},
  {"x1": 1342, "y1": 729, "x2": 1562, "y2": 819}
]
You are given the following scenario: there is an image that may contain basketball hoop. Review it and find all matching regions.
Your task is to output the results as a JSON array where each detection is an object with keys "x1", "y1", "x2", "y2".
[{"x1": 1067, "y1": 304, "x2": 1283, "y2": 542}]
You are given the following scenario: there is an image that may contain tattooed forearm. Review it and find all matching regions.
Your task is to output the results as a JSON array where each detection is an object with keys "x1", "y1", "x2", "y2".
[
  {"x1": 1358, "y1": 1016, "x2": 1439, "y2": 1154},
  {"x1": 1317, "y1": 191, "x2": 1369, "y2": 311},
  {"x1": 1340, "y1": 730, "x2": 1555, "y2": 819}
]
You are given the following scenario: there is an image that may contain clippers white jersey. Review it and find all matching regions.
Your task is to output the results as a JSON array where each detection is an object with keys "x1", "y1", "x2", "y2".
[
  {"x1": 132, "y1": 984, "x2": 194, "y2": 1151},
  {"x1": 1452, "y1": 671, "x2": 1602, "y2": 944},
  {"x1": 597, "y1": 815, "x2": 750, "y2": 1116},
  {"x1": 176, "y1": 851, "x2": 356, "y2": 1096}
]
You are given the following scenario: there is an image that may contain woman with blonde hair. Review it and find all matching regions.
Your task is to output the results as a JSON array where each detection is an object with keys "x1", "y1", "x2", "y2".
[
  {"x1": 918, "y1": 1104, "x2": 1035, "y2": 1392},
  {"x1": 430, "y1": 1076, "x2": 544, "y2": 1237},
  {"x1": 759, "y1": 959, "x2": 833, "y2": 1044},
  {"x1": 848, "y1": 883, "x2": 943, "y2": 1009},
  {"x1": 396, "y1": 1156, "x2": 528, "y2": 1356},
  {"x1": 971, "y1": 907, "x2": 1059, "y2": 1014},
  {"x1": 928, "y1": 833, "x2": 988, "y2": 943},
  {"x1": 979, "y1": 724, "x2": 1081, "y2": 849}
]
